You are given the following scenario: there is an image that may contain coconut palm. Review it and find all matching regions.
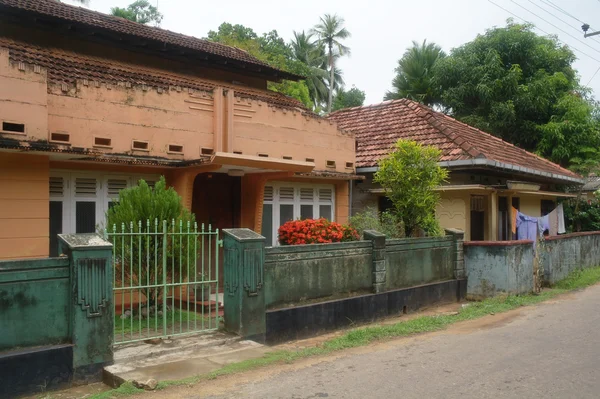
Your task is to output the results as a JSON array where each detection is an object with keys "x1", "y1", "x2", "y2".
[
  {"x1": 385, "y1": 40, "x2": 445, "y2": 106},
  {"x1": 291, "y1": 31, "x2": 329, "y2": 108},
  {"x1": 311, "y1": 14, "x2": 351, "y2": 113}
]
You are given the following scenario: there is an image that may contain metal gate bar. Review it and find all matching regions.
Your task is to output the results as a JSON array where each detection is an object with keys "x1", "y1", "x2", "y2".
[{"x1": 107, "y1": 219, "x2": 221, "y2": 345}]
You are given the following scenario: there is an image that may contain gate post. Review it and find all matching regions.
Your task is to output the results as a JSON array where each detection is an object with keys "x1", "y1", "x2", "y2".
[
  {"x1": 58, "y1": 233, "x2": 113, "y2": 382},
  {"x1": 222, "y1": 228, "x2": 266, "y2": 343},
  {"x1": 364, "y1": 230, "x2": 387, "y2": 293},
  {"x1": 445, "y1": 228, "x2": 465, "y2": 279}
]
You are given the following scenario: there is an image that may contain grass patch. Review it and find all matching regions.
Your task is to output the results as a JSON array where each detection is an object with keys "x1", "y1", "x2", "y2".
[
  {"x1": 114, "y1": 309, "x2": 217, "y2": 337},
  {"x1": 91, "y1": 266, "x2": 600, "y2": 399}
]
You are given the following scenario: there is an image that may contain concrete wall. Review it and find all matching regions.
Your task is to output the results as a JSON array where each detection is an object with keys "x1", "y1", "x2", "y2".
[
  {"x1": 264, "y1": 241, "x2": 373, "y2": 308},
  {"x1": 265, "y1": 234, "x2": 459, "y2": 308},
  {"x1": 541, "y1": 232, "x2": 600, "y2": 284},
  {"x1": 385, "y1": 236, "x2": 455, "y2": 291},
  {"x1": 0, "y1": 153, "x2": 50, "y2": 260},
  {"x1": 464, "y1": 241, "x2": 534, "y2": 299},
  {"x1": 0, "y1": 257, "x2": 70, "y2": 350}
]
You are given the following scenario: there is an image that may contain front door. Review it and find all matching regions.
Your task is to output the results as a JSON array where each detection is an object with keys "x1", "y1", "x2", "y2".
[{"x1": 192, "y1": 173, "x2": 241, "y2": 291}]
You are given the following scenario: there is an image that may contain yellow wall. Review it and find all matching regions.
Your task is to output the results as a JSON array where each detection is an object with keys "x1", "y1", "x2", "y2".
[
  {"x1": 0, "y1": 153, "x2": 49, "y2": 259},
  {"x1": 520, "y1": 196, "x2": 541, "y2": 217},
  {"x1": 437, "y1": 191, "x2": 469, "y2": 240}
]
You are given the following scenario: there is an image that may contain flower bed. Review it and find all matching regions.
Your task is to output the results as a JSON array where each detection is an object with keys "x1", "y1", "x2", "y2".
[{"x1": 278, "y1": 218, "x2": 359, "y2": 245}]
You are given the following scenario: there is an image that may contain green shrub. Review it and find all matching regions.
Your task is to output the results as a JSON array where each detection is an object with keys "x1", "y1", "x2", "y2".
[{"x1": 106, "y1": 176, "x2": 196, "y2": 307}]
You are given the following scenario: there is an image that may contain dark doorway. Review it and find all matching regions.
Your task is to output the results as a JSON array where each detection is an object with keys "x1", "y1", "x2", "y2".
[
  {"x1": 192, "y1": 173, "x2": 241, "y2": 292},
  {"x1": 470, "y1": 195, "x2": 485, "y2": 241},
  {"x1": 192, "y1": 173, "x2": 241, "y2": 229}
]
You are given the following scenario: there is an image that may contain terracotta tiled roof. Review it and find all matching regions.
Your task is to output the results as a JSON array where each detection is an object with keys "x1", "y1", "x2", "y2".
[
  {"x1": 1, "y1": 37, "x2": 310, "y2": 112},
  {"x1": 0, "y1": 0, "x2": 301, "y2": 80},
  {"x1": 327, "y1": 98, "x2": 581, "y2": 181}
]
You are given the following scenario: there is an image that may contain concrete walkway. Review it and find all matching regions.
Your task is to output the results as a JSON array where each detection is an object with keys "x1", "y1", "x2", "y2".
[{"x1": 153, "y1": 284, "x2": 600, "y2": 398}]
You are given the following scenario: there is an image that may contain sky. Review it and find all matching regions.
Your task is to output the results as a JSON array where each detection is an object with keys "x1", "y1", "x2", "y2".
[{"x1": 65, "y1": 0, "x2": 600, "y2": 105}]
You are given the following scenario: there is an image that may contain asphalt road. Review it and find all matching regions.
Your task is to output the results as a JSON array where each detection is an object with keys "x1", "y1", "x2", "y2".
[{"x1": 200, "y1": 284, "x2": 600, "y2": 399}]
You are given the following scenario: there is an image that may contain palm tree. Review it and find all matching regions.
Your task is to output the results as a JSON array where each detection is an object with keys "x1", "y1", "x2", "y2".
[
  {"x1": 385, "y1": 40, "x2": 445, "y2": 106},
  {"x1": 291, "y1": 31, "x2": 329, "y2": 108},
  {"x1": 311, "y1": 14, "x2": 351, "y2": 113}
]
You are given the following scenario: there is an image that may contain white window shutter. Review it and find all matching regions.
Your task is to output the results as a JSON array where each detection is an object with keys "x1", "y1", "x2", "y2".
[
  {"x1": 300, "y1": 188, "x2": 314, "y2": 201},
  {"x1": 279, "y1": 187, "x2": 294, "y2": 201},
  {"x1": 264, "y1": 186, "x2": 274, "y2": 202},
  {"x1": 319, "y1": 188, "x2": 333, "y2": 202},
  {"x1": 49, "y1": 176, "x2": 64, "y2": 197},
  {"x1": 107, "y1": 179, "x2": 128, "y2": 197},
  {"x1": 74, "y1": 177, "x2": 97, "y2": 197}
]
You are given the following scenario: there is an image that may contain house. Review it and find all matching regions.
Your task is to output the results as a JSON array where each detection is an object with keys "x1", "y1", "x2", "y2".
[
  {"x1": 582, "y1": 175, "x2": 600, "y2": 201},
  {"x1": 327, "y1": 99, "x2": 583, "y2": 241},
  {"x1": 0, "y1": 0, "x2": 357, "y2": 260}
]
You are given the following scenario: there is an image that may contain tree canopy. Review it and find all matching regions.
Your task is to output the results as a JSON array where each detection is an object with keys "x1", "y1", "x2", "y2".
[
  {"x1": 385, "y1": 40, "x2": 445, "y2": 106},
  {"x1": 433, "y1": 22, "x2": 600, "y2": 166},
  {"x1": 110, "y1": 0, "x2": 163, "y2": 25},
  {"x1": 374, "y1": 140, "x2": 448, "y2": 237},
  {"x1": 332, "y1": 86, "x2": 366, "y2": 111}
]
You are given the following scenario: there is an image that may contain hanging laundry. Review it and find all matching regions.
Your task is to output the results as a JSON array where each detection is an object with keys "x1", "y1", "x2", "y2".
[
  {"x1": 557, "y1": 204, "x2": 566, "y2": 234},
  {"x1": 548, "y1": 207, "x2": 559, "y2": 236},
  {"x1": 538, "y1": 214, "x2": 550, "y2": 237},
  {"x1": 511, "y1": 206, "x2": 518, "y2": 234},
  {"x1": 516, "y1": 212, "x2": 539, "y2": 244}
]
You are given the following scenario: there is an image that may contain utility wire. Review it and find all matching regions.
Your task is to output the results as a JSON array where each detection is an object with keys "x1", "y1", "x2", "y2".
[
  {"x1": 537, "y1": 0, "x2": 600, "y2": 46},
  {"x1": 587, "y1": 65, "x2": 600, "y2": 86},
  {"x1": 527, "y1": 0, "x2": 600, "y2": 47},
  {"x1": 487, "y1": 0, "x2": 600, "y2": 63},
  {"x1": 511, "y1": 0, "x2": 600, "y2": 56}
]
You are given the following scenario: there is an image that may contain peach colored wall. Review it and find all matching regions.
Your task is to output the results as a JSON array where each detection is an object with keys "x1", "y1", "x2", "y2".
[
  {"x1": 0, "y1": 153, "x2": 50, "y2": 259},
  {"x1": 0, "y1": 48, "x2": 48, "y2": 140},
  {"x1": 47, "y1": 84, "x2": 214, "y2": 159},
  {"x1": 233, "y1": 97, "x2": 356, "y2": 172},
  {"x1": 0, "y1": 48, "x2": 355, "y2": 175},
  {"x1": 437, "y1": 192, "x2": 469, "y2": 238},
  {"x1": 520, "y1": 196, "x2": 541, "y2": 218}
]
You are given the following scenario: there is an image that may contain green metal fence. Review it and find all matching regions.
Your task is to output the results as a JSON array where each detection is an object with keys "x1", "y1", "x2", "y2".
[{"x1": 106, "y1": 219, "x2": 222, "y2": 345}]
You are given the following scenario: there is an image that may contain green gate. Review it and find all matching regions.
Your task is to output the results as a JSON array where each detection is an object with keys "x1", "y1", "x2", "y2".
[{"x1": 106, "y1": 219, "x2": 222, "y2": 345}]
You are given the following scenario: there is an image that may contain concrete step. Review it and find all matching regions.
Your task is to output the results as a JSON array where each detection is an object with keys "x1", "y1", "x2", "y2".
[{"x1": 104, "y1": 331, "x2": 267, "y2": 388}]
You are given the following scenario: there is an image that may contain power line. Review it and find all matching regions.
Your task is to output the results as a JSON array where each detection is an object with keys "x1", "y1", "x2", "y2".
[
  {"x1": 541, "y1": 0, "x2": 585, "y2": 24},
  {"x1": 487, "y1": 0, "x2": 600, "y2": 63},
  {"x1": 587, "y1": 66, "x2": 600, "y2": 85},
  {"x1": 511, "y1": 0, "x2": 600, "y2": 57},
  {"x1": 527, "y1": 0, "x2": 600, "y2": 47},
  {"x1": 536, "y1": 0, "x2": 600, "y2": 46}
]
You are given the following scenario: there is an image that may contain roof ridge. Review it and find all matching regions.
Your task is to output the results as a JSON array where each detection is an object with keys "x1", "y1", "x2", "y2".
[
  {"x1": 0, "y1": 0, "x2": 301, "y2": 80},
  {"x1": 327, "y1": 98, "x2": 409, "y2": 116},
  {"x1": 430, "y1": 110, "x2": 578, "y2": 177},
  {"x1": 408, "y1": 101, "x2": 483, "y2": 159}
]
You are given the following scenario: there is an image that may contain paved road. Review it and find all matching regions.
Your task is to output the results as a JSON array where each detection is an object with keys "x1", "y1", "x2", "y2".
[{"x1": 199, "y1": 285, "x2": 600, "y2": 399}]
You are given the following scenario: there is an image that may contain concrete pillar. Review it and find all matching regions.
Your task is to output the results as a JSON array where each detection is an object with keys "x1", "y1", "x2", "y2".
[
  {"x1": 445, "y1": 228, "x2": 465, "y2": 279},
  {"x1": 364, "y1": 230, "x2": 387, "y2": 293},
  {"x1": 58, "y1": 233, "x2": 113, "y2": 382},
  {"x1": 489, "y1": 191, "x2": 498, "y2": 241},
  {"x1": 222, "y1": 228, "x2": 266, "y2": 343}
]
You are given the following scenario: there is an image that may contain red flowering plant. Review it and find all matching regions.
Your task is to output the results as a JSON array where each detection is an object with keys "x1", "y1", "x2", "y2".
[{"x1": 278, "y1": 218, "x2": 360, "y2": 245}]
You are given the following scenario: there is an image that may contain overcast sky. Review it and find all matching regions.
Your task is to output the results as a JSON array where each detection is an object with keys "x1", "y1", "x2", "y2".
[{"x1": 65, "y1": 0, "x2": 600, "y2": 105}]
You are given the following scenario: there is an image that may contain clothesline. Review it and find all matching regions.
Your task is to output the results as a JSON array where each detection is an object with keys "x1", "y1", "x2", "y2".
[{"x1": 512, "y1": 204, "x2": 566, "y2": 250}]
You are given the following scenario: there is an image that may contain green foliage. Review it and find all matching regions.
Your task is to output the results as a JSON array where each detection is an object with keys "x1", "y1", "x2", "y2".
[
  {"x1": 374, "y1": 140, "x2": 448, "y2": 237},
  {"x1": 311, "y1": 14, "x2": 351, "y2": 112},
  {"x1": 110, "y1": 0, "x2": 163, "y2": 25},
  {"x1": 561, "y1": 197, "x2": 600, "y2": 233},
  {"x1": 348, "y1": 206, "x2": 404, "y2": 238},
  {"x1": 106, "y1": 177, "x2": 196, "y2": 306},
  {"x1": 385, "y1": 40, "x2": 445, "y2": 106},
  {"x1": 433, "y1": 21, "x2": 600, "y2": 166},
  {"x1": 332, "y1": 86, "x2": 366, "y2": 111},
  {"x1": 207, "y1": 23, "x2": 314, "y2": 109}
]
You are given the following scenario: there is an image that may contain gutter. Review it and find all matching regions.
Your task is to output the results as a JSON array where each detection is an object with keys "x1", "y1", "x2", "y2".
[{"x1": 357, "y1": 159, "x2": 584, "y2": 185}]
